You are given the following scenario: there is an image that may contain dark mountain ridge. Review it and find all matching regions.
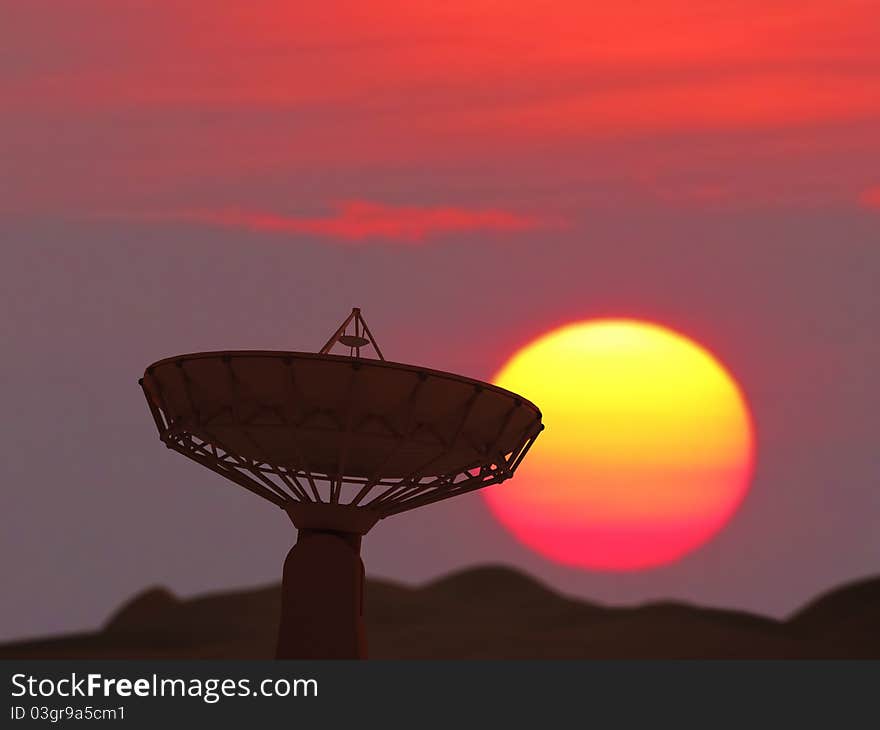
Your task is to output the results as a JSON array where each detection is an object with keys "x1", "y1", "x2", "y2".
[{"x1": 3, "y1": 565, "x2": 878, "y2": 658}]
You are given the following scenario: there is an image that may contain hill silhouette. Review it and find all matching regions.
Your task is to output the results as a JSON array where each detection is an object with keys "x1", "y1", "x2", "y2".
[{"x1": 2, "y1": 565, "x2": 878, "y2": 658}]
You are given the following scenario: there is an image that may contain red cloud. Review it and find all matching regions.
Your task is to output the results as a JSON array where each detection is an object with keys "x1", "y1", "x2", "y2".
[
  {"x1": 859, "y1": 187, "x2": 880, "y2": 210},
  {"x1": 7, "y1": 2, "x2": 880, "y2": 215},
  {"x1": 138, "y1": 201, "x2": 547, "y2": 243}
]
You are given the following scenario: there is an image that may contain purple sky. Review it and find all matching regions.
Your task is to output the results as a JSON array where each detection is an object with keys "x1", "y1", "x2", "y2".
[{"x1": 2, "y1": 1, "x2": 879, "y2": 641}]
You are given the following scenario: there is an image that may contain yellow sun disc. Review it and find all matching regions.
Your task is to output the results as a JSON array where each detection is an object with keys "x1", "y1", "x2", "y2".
[{"x1": 484, "y1": 319, "x2": 755, "y2": 570}]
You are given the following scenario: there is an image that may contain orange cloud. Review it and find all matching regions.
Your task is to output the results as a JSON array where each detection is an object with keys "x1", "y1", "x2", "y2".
[{"x1": 137, "y1": 201, "x2": 547, "y2": 243}]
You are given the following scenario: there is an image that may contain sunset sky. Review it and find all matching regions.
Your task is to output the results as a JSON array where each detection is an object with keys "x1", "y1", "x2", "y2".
[{"x1": 2, "y1": 1, "x2": 879, "y2": 641}]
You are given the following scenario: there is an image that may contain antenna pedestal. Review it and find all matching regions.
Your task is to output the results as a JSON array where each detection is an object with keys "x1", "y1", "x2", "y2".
[{"x1": 275, "y1": 525, "x2": 368, "y2": 660}]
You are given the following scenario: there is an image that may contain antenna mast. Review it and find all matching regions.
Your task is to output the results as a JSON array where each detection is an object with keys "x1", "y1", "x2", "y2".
[{"x1": 319, "y1": 307, "x2": 385, "y2": 360}]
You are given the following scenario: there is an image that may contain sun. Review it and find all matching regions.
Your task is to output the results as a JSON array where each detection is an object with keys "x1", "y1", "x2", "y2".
[{"x1": 484, "y1": 319, "x2": 755, "y2": 571}]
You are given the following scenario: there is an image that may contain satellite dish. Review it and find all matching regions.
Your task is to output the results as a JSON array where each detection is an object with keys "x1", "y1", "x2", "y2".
[{"x1": 140, "y1": 308, "x2": 543, "y2": 658}]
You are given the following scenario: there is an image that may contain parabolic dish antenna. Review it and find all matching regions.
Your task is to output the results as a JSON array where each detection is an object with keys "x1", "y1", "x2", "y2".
[{"x1": 140, "y1": 308, "x2": 543, "y2": 658}]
